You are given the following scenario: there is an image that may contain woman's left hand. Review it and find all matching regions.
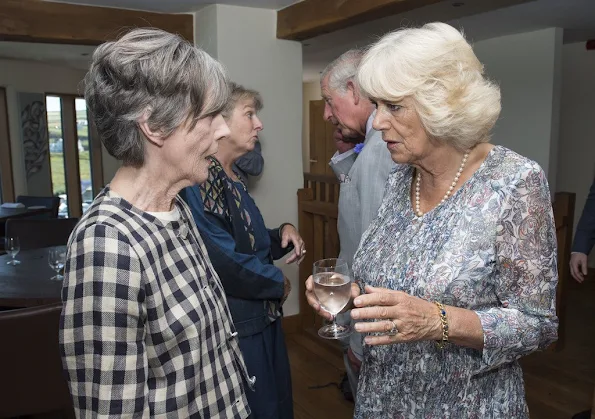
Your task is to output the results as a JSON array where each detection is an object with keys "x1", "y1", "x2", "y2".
[
  {"x1": 281, "y1": 224, "x2": 306, "y2": 264},
  {"x1": 351, "y1": 285, "x2": 442, "y2": 346}
]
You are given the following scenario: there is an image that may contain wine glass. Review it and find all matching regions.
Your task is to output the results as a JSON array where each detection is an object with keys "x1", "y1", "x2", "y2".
[
  {"x1": 48, "y1": 247, "x2": 67, "y2": 281},
  {"x1": 313, "y1": 258, "x2": 353, "y2": 339},
  {"x1": 5, "y1": 236, "x2": 20, "y2": 265}
]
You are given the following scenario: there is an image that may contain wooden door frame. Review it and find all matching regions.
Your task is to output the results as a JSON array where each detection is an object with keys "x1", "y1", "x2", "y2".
[
  {"x1": 58, "y1": 95, "x2": 82, "y2": 218},
  {"x1": 0, "y1": 87, "x2": 15, "y2": 203},
  {"x1": 308, "y1": 99, "x2": 336, "y2": 176}
]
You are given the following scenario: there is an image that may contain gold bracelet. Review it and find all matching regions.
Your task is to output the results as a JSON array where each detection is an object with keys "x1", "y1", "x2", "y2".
[{"x1": 435, "y1": 302, "x2": 449, "y2": 349}]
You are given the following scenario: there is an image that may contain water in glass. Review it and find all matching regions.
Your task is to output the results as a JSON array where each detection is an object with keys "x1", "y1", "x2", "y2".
[{"x1": 313, "y1": 258, "x2": 353, "y2": 339}]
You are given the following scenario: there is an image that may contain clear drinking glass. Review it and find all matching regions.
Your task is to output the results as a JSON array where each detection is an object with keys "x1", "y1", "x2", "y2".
[
  {"x1": 312, "y1": 258, "x2": 353, "y2": 339},
  {"x1": 5, "y1": 237, "x2": 20, "y2": 265},
  {"x1": 48, "y1": 247, "x2": 67, "y2": 281}
]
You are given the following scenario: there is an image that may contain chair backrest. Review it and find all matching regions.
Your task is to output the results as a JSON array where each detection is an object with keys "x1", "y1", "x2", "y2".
[
  {"x1": 0, "y1": 303, "x2": 73, "y2": 418},
  {"x1": 16, "y1": 195, "x2": 61, "y2": 218},
  {"x1": 5, "y1": 218, "x2": 79, "y2": 251}
]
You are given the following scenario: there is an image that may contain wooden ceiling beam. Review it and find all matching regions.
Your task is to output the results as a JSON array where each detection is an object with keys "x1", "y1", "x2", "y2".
[
  {"x1": 0, "y1": 0, "x2": 194, "y2": 45},
  {"x1": 277, "y1": 0, "x2": 535, "y2": 41}
]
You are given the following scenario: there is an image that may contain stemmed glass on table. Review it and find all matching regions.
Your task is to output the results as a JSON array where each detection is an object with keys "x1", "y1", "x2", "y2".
[
  {"x1": 5, "y1": 236, "x2": 20, "y2": 265},
  {"x1": 48, "y1": 247, "x2": 67, "y2": 281}
]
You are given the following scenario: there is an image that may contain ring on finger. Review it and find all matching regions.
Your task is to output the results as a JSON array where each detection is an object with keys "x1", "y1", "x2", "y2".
[{"x1": 386, "y1": 319, "x2": 398, "y2": 336}]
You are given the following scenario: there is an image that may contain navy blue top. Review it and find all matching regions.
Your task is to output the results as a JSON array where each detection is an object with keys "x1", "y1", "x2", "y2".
[
  {"x1": 181, "y1": 158, "x2": 291, "y2": 337},
  {"x1": 573, "y1": 177, "x2": 595, "y2": 255}
]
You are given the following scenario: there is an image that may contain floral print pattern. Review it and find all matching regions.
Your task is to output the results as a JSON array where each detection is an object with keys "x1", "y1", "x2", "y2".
[{"x1": 352, "y1": 146, "x2": 558, "y2": 418}]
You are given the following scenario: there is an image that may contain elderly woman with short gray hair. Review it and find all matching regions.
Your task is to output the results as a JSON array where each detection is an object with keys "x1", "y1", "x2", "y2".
[
  {"x1": 306, "y1": 22, "x2": 558, "y2": 418},
  {"x1": 60, "y1": 28, "x2": 253, "y2": 418}
]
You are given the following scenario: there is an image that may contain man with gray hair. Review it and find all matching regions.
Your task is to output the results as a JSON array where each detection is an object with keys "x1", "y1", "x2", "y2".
[{"x1": 320, "y1": 48, "x2": 395, "y2": 399}]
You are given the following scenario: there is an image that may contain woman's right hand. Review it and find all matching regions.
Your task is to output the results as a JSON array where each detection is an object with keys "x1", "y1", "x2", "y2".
[{"x1": 305, "y1": 275, "x2": 361, "y2": 320}]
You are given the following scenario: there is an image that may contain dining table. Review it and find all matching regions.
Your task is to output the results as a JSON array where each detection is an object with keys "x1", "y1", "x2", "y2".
[{"x1": 0, "y1": 246, "x2": 65, "y2": 308}]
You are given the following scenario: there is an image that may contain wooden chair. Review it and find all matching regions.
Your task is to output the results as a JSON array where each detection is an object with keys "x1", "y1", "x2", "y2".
[
  {"x1": 0, "y1": 302, "x2": 73, "y2": 418},
  {"x1": 5, "y1": 218, "x2": 79, "y2": 251}
]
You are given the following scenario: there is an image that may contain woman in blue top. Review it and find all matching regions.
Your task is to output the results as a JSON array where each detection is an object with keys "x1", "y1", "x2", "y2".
[{"x1": 182, "y1": 83, "x2": 305, "y2": 419}]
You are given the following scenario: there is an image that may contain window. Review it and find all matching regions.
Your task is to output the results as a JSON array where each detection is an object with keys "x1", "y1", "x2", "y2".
[
  {"x1": 46, "y1": 96, "x2": 67, "y2": 215},
  {"x1": 45, "y1": 94, "x2": 103, "y2": 218},
  {"x1": 76, "y1": 98, "x2": 94, "y2": 214}
]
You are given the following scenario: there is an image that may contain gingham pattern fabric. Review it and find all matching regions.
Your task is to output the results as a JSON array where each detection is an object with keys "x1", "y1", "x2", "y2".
[{"x1": 60, "y1": 187, "x2": 253, "y2": 418}]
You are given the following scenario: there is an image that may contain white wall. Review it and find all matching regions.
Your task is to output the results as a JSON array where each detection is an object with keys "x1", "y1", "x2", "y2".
[
  {"x1": 557, "y1": 41, "x2": 595, "y2": 265},
  {"x1": 193, "y1": 5, "x2": 218, "y2": 59},
  {"x1": 302, "y1": 81, "x2": 322, "y2": 172},
  {"x1": 194, "y1": 5, "x2": 304, "y2": 316},
  {"x1": 0, "y1": 58, "x2": 119, "y2": 194},
  {"x1": 473, "y1": 28, "x2": 563, "y2": 192}
]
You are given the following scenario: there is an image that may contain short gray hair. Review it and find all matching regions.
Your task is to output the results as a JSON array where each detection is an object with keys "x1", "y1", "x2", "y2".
[
  {"x1": 321, "y1": 48, "x2": 365, "y2": 93},
  {"x1": 84, "y1": 28, "x2": 230, "y2": 166}
]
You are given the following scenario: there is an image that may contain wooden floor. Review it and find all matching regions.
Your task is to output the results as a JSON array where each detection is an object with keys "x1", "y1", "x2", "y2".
[
  {"x1": 286, "y1": 331, "x2": 354, "y2": 418},
  {"x1": 288, "y1": 276, "x2": 595, "y2": 419}
]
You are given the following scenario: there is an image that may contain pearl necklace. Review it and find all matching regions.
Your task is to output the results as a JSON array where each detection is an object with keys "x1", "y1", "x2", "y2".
[{"x1": 415, "y1": 151, "x2": 469, "y2": 217}]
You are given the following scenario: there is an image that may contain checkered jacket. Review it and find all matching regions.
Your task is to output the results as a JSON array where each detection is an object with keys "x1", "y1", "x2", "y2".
[{"x1": 59, "y1": 187, "x2": 253, "y2": 418}]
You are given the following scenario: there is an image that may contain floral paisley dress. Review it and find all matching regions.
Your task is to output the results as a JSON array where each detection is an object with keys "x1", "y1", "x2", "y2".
[{"x1": 352, "y1": 146, "x2": 558, "y2": 418}]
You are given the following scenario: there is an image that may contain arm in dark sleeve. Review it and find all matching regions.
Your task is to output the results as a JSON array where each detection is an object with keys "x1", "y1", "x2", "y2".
[
  {"x1": 572, "y1": 177, "x2": 595, "y2": 254},
  {"x1": 268, "y1": 225, "x2": 294, "y2": 261},
  {"x1": 181, "y1": 185, "x2": 284, "y2": 301}
]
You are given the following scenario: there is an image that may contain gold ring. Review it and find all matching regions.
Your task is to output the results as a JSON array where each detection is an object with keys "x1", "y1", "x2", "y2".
[{"x1": 387, "y1": 320, "x2": 398, "y2": 336}]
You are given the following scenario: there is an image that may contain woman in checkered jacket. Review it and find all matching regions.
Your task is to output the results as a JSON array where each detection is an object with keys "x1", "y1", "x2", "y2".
[{"x1": 59, "y1": 28, "x2": 254, "y2": 418}]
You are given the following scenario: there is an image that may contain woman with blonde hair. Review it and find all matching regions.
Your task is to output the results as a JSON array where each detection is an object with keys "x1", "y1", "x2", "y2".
[{"x1": 306, "y1": 22, "x2": 558, "y2": 418}]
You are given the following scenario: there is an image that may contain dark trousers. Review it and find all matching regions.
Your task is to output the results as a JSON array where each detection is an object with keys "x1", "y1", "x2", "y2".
[{"x1": 239, "y1": 319, "x2": 294, "y2": 419}]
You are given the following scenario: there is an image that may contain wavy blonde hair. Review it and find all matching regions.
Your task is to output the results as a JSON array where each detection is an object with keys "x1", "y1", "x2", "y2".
[{"x1": 357, "y1": 22, "x2": 501, "y2": 150}]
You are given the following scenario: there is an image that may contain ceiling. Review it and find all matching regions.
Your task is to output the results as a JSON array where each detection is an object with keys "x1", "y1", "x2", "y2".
[
  {"x1": 0, "y1": 42, "x2": 94, "y2": 71},
  {"x1": 42, "y1": 0, "x2": 299, "y2": 12},
  {"x1": 302, "y1": 0, "x2": 595, "y2": 81},
  {"x1": 1, "y1": 0, "x2": 595, "y2": 81},
  {"x1": 0, "y1": 0, "x2": 301, "y2": 70}
]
